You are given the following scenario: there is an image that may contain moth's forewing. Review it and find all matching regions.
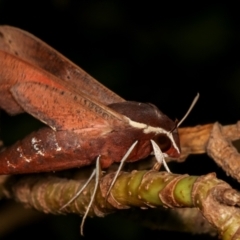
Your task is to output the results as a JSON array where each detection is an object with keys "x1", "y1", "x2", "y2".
[
  {"x1": 11, "y1": 82, "x2": 127, "y2": 131},
  {"x1": 0, "y1": 25, "x2": 124, "y2": 107},
  {"x1": 0, "y1": 50, "x2": 66, "y2": 115}
]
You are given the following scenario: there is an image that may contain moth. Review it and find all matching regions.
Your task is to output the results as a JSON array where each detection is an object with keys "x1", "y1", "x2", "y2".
[
  {"x1": 0, "y1": 26, "x2": 200, "y2": 235},
  {"x1": 0, "y1": 25, "x2": 182, "y2": 176}
]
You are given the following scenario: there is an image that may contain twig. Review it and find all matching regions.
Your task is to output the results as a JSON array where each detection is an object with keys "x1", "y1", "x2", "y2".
[{"x1": 1, "y1": 170, "x2": 240, "y2": 239}]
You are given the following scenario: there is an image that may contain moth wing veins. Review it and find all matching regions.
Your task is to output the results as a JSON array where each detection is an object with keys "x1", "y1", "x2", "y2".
[{"x1": 10, "y1": 82, "x2": 128, "y2": 131}]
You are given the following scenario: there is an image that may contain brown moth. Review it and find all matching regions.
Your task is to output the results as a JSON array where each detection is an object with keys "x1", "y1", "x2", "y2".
[{"x1": 0, "y1": 26, "x2": 181, "y2": 175}]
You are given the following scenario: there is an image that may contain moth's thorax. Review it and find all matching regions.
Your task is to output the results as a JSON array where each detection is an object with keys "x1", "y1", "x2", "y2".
[{"x1": 108, "y1": 101, "x2": 181, "y2": 159}]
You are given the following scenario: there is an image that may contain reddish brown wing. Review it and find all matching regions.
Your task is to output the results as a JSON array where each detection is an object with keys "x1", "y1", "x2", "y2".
[
  {"x1": 0, "y1": 50, "x2": 63, "y2": 114},
  {"x1": 11, "y1": 81, "x2": 127, "y2": 131},
  {"x1": 0, "y1": 50, "x2": 128, "y2": 130},
  {"x1": 0, "y1": 25, "x2": 124, "y2": 108}
]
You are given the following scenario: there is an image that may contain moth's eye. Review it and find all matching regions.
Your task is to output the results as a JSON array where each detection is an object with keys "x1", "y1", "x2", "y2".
[{"x1": 153, "y1": 134, "x2": 171, "y2": 152}]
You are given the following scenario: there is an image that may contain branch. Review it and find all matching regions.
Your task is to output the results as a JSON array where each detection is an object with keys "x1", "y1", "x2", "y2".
[
  {"x1": 179, "y1": 121, "x2": 240, "y2": 183},
  {"x1": 179, "y1": 121, "x2": 240, "y2": 161},
  {"x1": 1, "y1": 170, "x2": 240, "y2": 239}
]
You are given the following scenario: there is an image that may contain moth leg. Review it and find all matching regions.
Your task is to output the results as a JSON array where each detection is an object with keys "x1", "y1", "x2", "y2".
[
  {"x1": 59, "y1": 156, "x2": 101, "y2": 236},
  {"x1": 106, "y1": 141, "x2": 138, "y2": 199},
  {"x1": 80, "y1": 155, "x2": 101, "y2": 236},
  {"x1": 60, "y1": 170, "x2": 97, "y2": 211},
  {"x1": 150, "y1": 140, "x2": 171, "y2": 173}
]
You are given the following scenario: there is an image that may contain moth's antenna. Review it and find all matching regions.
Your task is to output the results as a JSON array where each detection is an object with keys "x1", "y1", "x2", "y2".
[{"x1": 176, "y1": 93, "x2": 199, "y2": 129}]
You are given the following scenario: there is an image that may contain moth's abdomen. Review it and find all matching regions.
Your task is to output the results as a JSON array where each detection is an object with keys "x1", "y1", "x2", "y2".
[{"x1": 0, "y1": 128, "x2": 88, "y2": 174}]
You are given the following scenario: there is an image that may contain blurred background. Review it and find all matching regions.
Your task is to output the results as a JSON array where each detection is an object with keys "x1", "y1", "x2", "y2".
[{"x1": 0, "y1": 1, "x2": 240, "y2": 239}]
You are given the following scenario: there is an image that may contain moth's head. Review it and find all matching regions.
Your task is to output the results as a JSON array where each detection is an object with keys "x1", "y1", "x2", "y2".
[{"x1": 108, "y1": 101, "x2": 180, "y2": 159}]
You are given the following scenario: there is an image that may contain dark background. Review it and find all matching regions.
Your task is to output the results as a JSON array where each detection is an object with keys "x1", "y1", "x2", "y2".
[{"x1": 0, "y1": 1, "x2": 240, "y2": 239}]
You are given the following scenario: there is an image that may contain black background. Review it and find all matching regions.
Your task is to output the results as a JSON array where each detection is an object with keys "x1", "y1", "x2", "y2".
[{"x1": 0, "y1": 1, "x2": 240, "y2": 239}]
